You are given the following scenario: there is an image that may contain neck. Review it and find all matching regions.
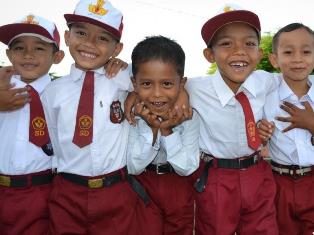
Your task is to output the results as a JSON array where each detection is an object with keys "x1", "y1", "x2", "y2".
[{"x1": 284, "y1": 77, "x2": 310, "y2": 98}]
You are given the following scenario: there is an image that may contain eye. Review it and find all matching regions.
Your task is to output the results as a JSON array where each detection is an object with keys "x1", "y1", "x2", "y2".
[
  {"x1": 98, "y1": 35, "x2": 110, "y2": 42},
  {"x1": 303, "y1": 50, "x2": 312, "y2": 54},
  {"x1": 163, "y1": 81, "x2": 174, "y2": 88},
  {"x1": 218, "y1": 41, "x2": 231, "y2": 47},
  {"x1": 75, "y1": 30, "x2": 87, "y2": 37},
  {"x1": 140, "y1": 81, "x2": 151, "y2": 87},
  {"x1": 35, "y1": 46, "x2": 45, "y2": 51},
  {"x1": 246, "y1": 41, "x2": 257, "y2": 47},
  {"x1": 283, "y1": 50, "x2": 292, "y2": 55},
  {"x1": 12, "y1": 46, "x2": 24, "y2": 51}
]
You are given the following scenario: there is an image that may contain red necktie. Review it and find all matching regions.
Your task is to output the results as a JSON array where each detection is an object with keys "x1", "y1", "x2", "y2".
[
  {"x1": 28, "y1": 85, "x2": 49, "y2": 147},
  {"x1": 72, "y1": 71, "x2": 94, "y2": 148},
  {"x1": 235, "y1": 92, "x2": 261, "y2": 150}
]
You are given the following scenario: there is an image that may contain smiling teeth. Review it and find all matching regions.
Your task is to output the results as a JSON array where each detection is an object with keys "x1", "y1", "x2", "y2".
[
  {"x1": 231, "y1": 62, "x2": 247, "y2": 67},
  {"x1": 81, "y1": 52, "x2": 96, "y2": 58}
]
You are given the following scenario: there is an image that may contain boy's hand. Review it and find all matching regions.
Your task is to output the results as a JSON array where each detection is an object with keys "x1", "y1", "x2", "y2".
[
  {"x1": 257, "y1": 119, "x2": 275, "y2": 145},
  {"x1": 0, "y1": 66, "x2": 29, "y2": 111},
  {"x1": 134, "y1": 101, "x2": 160, "y2": 129},
  {"x1": 276, "y1": 101, "x2": 314, "y2": 134},
  {"x1": 104, "y1": 58, "x2": 128, "y2": 78},
  {"x1": 174, "y1": 88, "x2": 192, "y2": 120},
  {"x1": 124, "y1": 91, "x2": 137, "y2": 125}
]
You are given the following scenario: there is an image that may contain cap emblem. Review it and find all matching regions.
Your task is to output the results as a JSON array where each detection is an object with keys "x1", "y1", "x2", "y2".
[
  {"x1": 223, "y1": 6, "x2": 233, "y2": 12},
  {"x1": 21, "y1": 15, "x2": 39, "y2": 25},
  {"x1": 89, "y1": 0, "x2": 108, "y2": 16}
]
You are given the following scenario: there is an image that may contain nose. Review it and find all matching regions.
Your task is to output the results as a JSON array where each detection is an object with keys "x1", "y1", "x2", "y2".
[
  {"x1": 23, "y1": 48, "x2": 35, "y2": 59},
  {"x1": 233, "y1": 42, "x2": 245, "y2": 55},
  {"x1": 292, "y1": 51, "x2": 303, "y2": 63},
  {"x1": 153, "y1": 85, "x2": 161, "y2": 97}
]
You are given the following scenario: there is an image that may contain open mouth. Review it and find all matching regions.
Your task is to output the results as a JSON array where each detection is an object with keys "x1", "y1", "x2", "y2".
[
  {"x1": 79, "y1": 51, "x2": 97, "y2": 59},
  {"x1": 230, "y1": 61, "x2": 248, "y2": 68}
]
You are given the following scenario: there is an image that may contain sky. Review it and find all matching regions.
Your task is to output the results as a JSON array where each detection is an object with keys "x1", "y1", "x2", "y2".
[{"x1": 0, "y1": 0, "x2": 313, "y2": 77}]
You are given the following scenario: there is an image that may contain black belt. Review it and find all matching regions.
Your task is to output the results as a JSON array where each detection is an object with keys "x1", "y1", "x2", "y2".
[
  {"x1": 146, "y1": 163, "x2": 174, "y2": 174},
  {"x1": 60, "y1": 171, "x2": 123, "y2": 189},
  {"x1": 194, "y1": 151, "x2": 260, "y2": 193},
  {"x1": 0, "y1": 172, "x2": 54, "y2": 188},
  {"x1": 60, "y1": 169, "x2": 150, "y2": 205},
  {"x1": 201, "y1": 151, "x2": 261, "y2": 169},
  {"x1": 271, "y1": 161, "x2": 312, "y2": 179}
]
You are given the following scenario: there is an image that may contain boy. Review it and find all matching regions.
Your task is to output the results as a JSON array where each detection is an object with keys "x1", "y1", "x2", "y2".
[
  {"x1": 41, "y1": 0, "x2": 140, "y2": 234},
  {"x1": 258, "y1": 23, "x2": 314, "y2": 234},
  {"x1": 185, "y1": 5, "x2": 278, "y2": 235},
  {"x1": 0, "y1": 14, "x2": 64, "y2": 234},
  {"x1": 127, "y1": 36, "x2": 199, "y2": 235}
]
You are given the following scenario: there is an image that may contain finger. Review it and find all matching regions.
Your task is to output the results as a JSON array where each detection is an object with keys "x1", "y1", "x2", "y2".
[
  {"x1": 11, "y1": 87, "x2": 29, "y2": 96},
  {"x1": 302, "y1": 101, "x2": 313, "y2": 112},
  {"x1": 275, "y1": 116, "x2": 291, "y2": 123},
  {"x1": 280, "y1": 104, "x2": 293, "y2": 114},
  {"x1": 282, "y1": 124, "x2": 295, "y2": 133},
  {"x1": 282, "y1": 101, "x2": 297, "y2": 110}
]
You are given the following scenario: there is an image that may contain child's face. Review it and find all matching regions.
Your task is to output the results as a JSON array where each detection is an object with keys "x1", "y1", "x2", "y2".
[
  {"x1": 6, "y1": 36, "x2": 63, "y2": 84},
  {"x1": 132, "y1": 60, "x2": 185, "y2": 117},
  {"x1": 269, "y1": 28, "x2": 314, "y2": 83},
  {"x1": 204, "y1": 22, "x2": 262, "y2": 93},
  {"x1": 65, "y1": 22, "x2": 123, "y2": 71}
]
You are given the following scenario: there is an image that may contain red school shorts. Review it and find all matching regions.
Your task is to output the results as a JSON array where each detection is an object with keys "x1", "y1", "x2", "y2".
[{"x1": 194, "y1": 159, "x2": 278, "y2": 235}]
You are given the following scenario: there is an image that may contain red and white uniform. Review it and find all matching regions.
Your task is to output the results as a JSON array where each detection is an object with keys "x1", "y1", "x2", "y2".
[
  {"x1": 186, "y1": 70, "x2": 279, "y2": 235},
  {"x1": 0, "y1": 74, "x2": 53, "y2": 235}
]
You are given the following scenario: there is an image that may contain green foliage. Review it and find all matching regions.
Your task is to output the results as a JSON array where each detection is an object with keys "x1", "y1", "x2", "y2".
[{"x1": 207, "y1": 33, "x2": 278, "y2": 74}]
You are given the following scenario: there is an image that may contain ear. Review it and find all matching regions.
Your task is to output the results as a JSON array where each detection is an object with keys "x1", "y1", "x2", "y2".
[
  {"x1": 64, "y1": 30, "x2": 70, "y2": 46},
  {"x1": 180, "y1": 77, "x2": 187, "y2": 90},
  {"x1": 268, "y1": 53, "x2": 279, "y2": 69},
  {"x1": 131, "y1": 76, "x2": 138, "y2": 92},
  {"x1": 111, "y1": 42, "x2": 123, "y2": 58},
  {"x1": 203, "y1": 48, "x2": 215, "y2": 63},
  {"x1": 53, "y1": 50, "x2": 65, "y2": 64}
]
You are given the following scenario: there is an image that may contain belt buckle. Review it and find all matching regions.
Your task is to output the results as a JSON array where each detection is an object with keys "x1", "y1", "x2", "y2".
[
  {"x1": 88, "y1": 178, "x2": 104, "y2": 188},
  {"x1": 0, "y1": 175, "x2": 11, "y2": 187},
  {"x1": 156, "y1": 164, "x2": 165, "y2": 175}
]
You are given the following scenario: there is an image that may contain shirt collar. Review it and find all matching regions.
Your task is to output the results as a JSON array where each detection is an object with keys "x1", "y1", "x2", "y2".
[
  {"x1": 213, "y1": 70, "x2": 257, "y2": 107},
  {"x1": 11, "y1": 73, "x2": 51, "y2": 95},
  {"x1": 70, "y1": 64, "x2": 106, "y2": 82},
  {"x1": 278, "y1": 75, "x2": 314, "y2": 102}
]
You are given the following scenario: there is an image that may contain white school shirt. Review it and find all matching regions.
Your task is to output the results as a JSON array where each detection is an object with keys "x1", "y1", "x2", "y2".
[
  {"x1": 42, "y1": 65, "x2": 132, "y2": 176},
  {"x1": 264, "y1": 74, "x2": 314, "y2": 166},
  {"x1": 186, "y1": 70, "x2": 277, "y2": 159},
  {"x1": 127, "y1": 111, "x2": 200, "y2": 176},
  {"x1": 0, "y1": 74, "x2": 52, "y2": 175}
]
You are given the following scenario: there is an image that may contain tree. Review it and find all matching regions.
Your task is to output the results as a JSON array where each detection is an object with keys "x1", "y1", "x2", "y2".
[{"x1": 207, "y1": 33, "x2": 277, "y2": 74}]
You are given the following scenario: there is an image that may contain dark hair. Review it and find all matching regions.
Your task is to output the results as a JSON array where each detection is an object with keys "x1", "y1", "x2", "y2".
[
  {"x1": 272, "y1": 23, "x2": 314, "y2": 53},
  {"x1": 131, "y1": 35, "x2": 185, "y2": 77}
]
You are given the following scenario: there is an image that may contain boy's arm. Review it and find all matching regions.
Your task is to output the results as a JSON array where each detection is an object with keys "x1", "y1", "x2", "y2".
[
  {"x1": 276, "y1": 101, "x2": 314, "y2": 135},
  {"x1": 161, "y1": 110, "x2": 200, "y2": 176},
  {"x1": 126, "y1": 118, "x2": 160, "y2": 175}
]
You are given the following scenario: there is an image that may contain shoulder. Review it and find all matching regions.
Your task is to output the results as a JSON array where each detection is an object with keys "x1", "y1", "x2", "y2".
[
  {"x1": 186, "y1": 75, "x2": 213, "y2": 92},
  {"x1": 110, "y1": 68, "x2": 132, "y2": 91}
]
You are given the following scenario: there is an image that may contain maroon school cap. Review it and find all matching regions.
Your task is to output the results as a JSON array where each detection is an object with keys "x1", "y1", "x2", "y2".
[
  {"x1": 0, "y1": 14, "x2": 60, "y2": 48},
  {"x1": 201, "y1": 4, "x2": 261, "y2": 46}
]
